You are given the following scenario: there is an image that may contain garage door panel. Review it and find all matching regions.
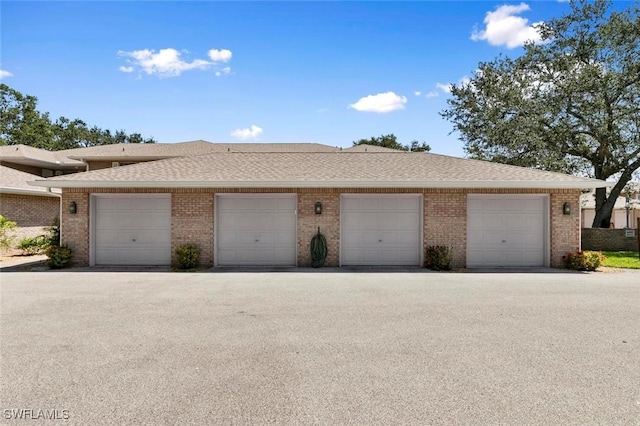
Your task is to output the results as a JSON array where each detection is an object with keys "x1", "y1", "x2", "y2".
[
  {"x1": 344, "y1": 213, "x2": 378, "y2": 229},
  {"x1": 97, "y1": 230, "x2": 167, "y2": 246},
  {"x1": 342, "y1": 195, "x2": 421, "y2": 266},
  {"x1": 467, "y1": 196, "x2": 547, "y2": 267},
  {"x1": 392, "y1": 212, "x2": 420, "y2": 227},
  {"x1": 217, "y1": 195, "x2": 296, "y2": 266},
  {"x1": 94, "y1": 195, "x2": 171, "y2": 266},
  {"x1": 508, "y1": 231, "x2": 544, "y2": 246},
  {"x1": 484, "y1": 214, "x2": 506, "y2": 229},
  {"x1": 380, "y1": 230, "x2": 418, "y2": 245},
  {"x1": 523, "y1": 199, "x2": 545, "y2": 212}
]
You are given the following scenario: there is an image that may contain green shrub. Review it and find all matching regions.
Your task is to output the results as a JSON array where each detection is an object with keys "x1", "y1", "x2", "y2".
[
  {"x1": 46, "y1": 245, "x2": 72, "y2": 269},
  {"x1": 310, "y1": 227, "x2": 328, "y2": 268},
  {"x1": 19, "y1": 235, "x2": 51, "y2": 255},
  {"x1": 563, "y1": 250, "x2": 605, "y2": 271},
  {"x1": 425, "y1": 245, "x2": 452, "y2": 271},
  {"x1": 175, "y1": 244, "x2": 200, "y2": 270},
  {"x1": 47, "y1": 216, "x2": 60, "y2": 246},
  {"x1": 0, "y1": 215, "x2": 17, "y2": 250}
]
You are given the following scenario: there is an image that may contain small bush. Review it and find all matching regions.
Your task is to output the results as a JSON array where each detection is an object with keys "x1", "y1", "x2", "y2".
[
  {"x1": 46, "y1": 245, "x2": 72, "y2": 269},
  {"x1": 0, "y1": 215, "x2": 17, "y2": 250},
  {"x1": 19, "y1": 235, "x2": 51, "y2": 255},
  {"x1": 563, "y1": 250, "x2": 605, "y2": 271},
  {"x1": 175, "y1": 244, "x2": 200, "y2": 270},
  {"x1": 47, "y1": 216, "x2": 60, "y2": 246},
  {"x1": 425, "y1": 245, "x2": 452, "y2": 271}
]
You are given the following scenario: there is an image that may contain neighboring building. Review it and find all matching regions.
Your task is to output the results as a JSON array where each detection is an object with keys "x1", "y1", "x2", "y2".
[
  {"x1": 30, "y1": 148, "x2": 606, "y2": 269},
  {"x1": 581, "y1": 186, "x2": 640, "y2": 229},
  {"x1": 1, "y1": 141, "x2": 336, "y2": 226},
  {"x1": 0, "y1": 165, "x2": 60, "y2": 226},
  {"x1": 0, "y1": 144, "x2": 82, "y2": 226}
]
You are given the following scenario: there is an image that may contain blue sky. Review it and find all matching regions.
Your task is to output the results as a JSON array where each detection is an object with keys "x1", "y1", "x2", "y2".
[{"x1": 1, "y1": 1, "x2": 575, "y2": 156}]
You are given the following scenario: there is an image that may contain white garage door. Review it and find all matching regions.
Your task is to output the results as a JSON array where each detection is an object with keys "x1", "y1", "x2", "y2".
[
  {"x1": 216, "y1": 194, "x2": 296, "y2": 266},
  {"x1": 341, "y1": 195, "x2": 422, "y2": 266},
  {"x1": 467, "y1": 195, "x2": 548, "y2": 267},
  {"x1": 93, "y1": 194, "x2": 171, "y2": 265}
]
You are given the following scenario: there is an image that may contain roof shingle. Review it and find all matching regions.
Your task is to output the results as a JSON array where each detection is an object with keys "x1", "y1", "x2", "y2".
[{"x1": 31, "y1": 151, "x2": 607, "y2": 189}]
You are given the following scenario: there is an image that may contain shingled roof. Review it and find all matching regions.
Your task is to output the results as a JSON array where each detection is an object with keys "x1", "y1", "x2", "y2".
[
  {"x1": 2, "y1": 141, "x2": 357, "y2": 166},
  {"x1": 0, "y1": 145, "x2": 84, "y2": 168},
  {"x1": 30, "y1": 151, "x2": 607, "y2": 189},
  {"x1": 59, "y1": 140, "x2": 231, "y2": 160},
  {"x1": 1, "y1": 165, "x2": 60, "y2": 196}
]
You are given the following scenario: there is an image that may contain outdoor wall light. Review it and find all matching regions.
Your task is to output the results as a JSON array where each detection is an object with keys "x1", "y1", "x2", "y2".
[
  {"x1": 315, "y1": 202, "x2": 322, "y2": 215},
  {"x1": 563, "y1": 202, "x2": 571, "y2": 215},
  {"x1": 69, "y1": 201, "x2": 77, "y2": 215}
]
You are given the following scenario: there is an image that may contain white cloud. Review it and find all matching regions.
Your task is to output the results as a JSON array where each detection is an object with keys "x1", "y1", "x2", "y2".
[
  {"x1": 471, "y1": 3, "x2": 543, "y2": 49},
  {"x1": 215, "y1": 66, "x2": 231, "y2": 77},
  {"x1": 119, "y1": 66, "x2": 134, "y2": 73},
  {"x1": 118, "y1": 48, "x2": 211, "y2": 77},
  {"x1": 0, "y1": 70, "x2": 13, "y2": 79},
  {"x1": 436, "y1": 76, "x2": 471, "y2": 94},
  {"x1": 414, "y1": 91, "x2": 422, "y2": 96},
  {"x1": 208, "y1": 49, "x2": 232, "y2": 62},
  {"x1": 435, "y1": 82, "x2": 452, "y2": 93},
  {"x1": 425, "y1": 91, "x2": 439, "y2": 98},
  {"x1": 231, "y1": 125, "x2": 263, "y2": 140},
  {"x1": 348, "y1": 91, "x2": 407, "y2": 113}
]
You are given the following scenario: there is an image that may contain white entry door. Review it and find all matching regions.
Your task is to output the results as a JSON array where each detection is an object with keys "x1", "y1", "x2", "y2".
[
  {"x1": 467, "y1": 195, "x2": 548, "y2": 267},
  {"x1": 93, "y1": 194, "x2": 171, "y2": 265},
  {"x1": 216, "y1": 194, "x2": 297, "y2": 266},
  {"x1": 341, "y1": 195, "x2": 422, "y2": 266}
]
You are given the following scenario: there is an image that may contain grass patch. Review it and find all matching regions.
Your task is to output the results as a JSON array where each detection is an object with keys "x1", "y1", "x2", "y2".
[{"x1": 601, "y1": 252, "x2": 640, "y2": 269}]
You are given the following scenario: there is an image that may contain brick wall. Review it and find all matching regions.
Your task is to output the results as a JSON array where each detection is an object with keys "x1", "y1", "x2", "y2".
[
  {"x1": 60, "y1": 192, "x2": 90, "y2": 266},
  {"x1": 0, "y1": 193, "x2": 60, "y2": 227},
  {"x1": 424, "y1": 192, "x2": 467, "y2": 268},
  {"x1": 297, "y1": 191, "x2": 340, "y2": 266},
  {"x1": 581, "y1": 228, "x2": 639, "y2": 251},
  {"x1": 549, "y1": 192, "x2": 581, "y2": 267},
  {"x1": 171, "y1": 193, "x2": 214, "y2": 267},
  {"x1": 60, "y1": 187, "x2": 580, "y2": 269}
]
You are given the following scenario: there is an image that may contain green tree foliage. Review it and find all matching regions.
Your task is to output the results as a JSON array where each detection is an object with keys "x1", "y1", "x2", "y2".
[
  {"x1": 0, "y1": 84, "x2": 156, "y2": 150},
  {"x1": 0, "y1": 215, "x2": 17, "y2": 251},
  {"x1": 441, "y1": 0, "x2": 640, "y2": 228},
  {"x1": 353, "y1": 133, "x2": 431, "y2": 152}
]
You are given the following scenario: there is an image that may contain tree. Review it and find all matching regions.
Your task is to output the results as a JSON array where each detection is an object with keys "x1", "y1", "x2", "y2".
[
  {"x1": 0, "y1": 84, "x2": 156, "y2": 149},
  {"x1": 408, "y1": 140, "x2": 431, "y2": 152},
  {"x1": 354, "y1": 133, "x2": 431, "y2": 152},
  {"x1": 0, "y1": 85, "x2": 54, "y2": 149},
  {"x1": 441, "y1": 0, "x2": 640, "y2": 228}
]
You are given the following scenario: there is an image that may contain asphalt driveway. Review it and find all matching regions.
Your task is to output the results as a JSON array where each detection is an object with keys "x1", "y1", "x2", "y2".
[{"x1": 1, "y1": 270, "x2": 639, "y2": 425}]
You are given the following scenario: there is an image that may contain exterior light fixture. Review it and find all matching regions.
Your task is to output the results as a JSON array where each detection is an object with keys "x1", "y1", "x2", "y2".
[
  {"x1": 69, "y1": 201, "x2": 77, "y2": 215},
  {"x1": 315, "y1": 202, "x2": 322, "y2": 215},
  {"x1": 563, "y1": 202, "x2": 571, "y2": 215}
]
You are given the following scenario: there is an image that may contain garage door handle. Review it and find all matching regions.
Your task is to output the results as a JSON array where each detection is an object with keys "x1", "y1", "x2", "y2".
[
  {"x1": 255, "y1": 239, "x2": 259, "y2": 242},
  {"x1": 378, "y1": 239, "x2": 383, "y2": 242},
  {"x1": 132, "y1": 238, "x2": 136, "y2": 242},
  {"x1": 502, "y1": 240, "x2": 506, "y2": 243}
]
